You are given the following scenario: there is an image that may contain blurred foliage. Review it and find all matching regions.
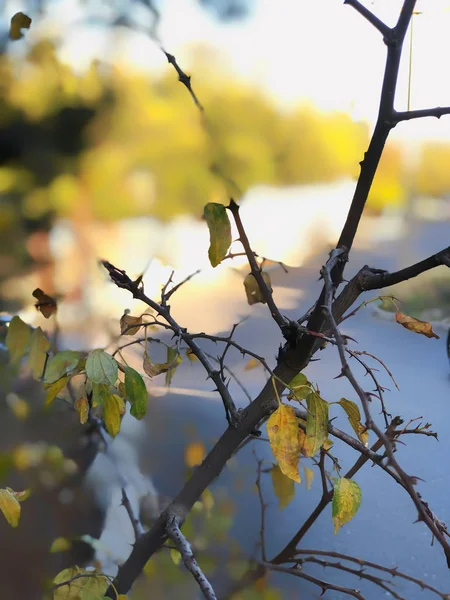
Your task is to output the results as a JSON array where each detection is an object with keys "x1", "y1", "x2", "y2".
[
  {"x1": 0, "y1": 37, "x2": 412, "y2": 230},
  {"x1": 415, "y1": 142, "x2": 450, "y2": 199}
]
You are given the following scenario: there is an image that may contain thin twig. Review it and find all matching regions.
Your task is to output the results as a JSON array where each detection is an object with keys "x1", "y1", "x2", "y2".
[{"x1": 166, "y1": 512, "x2": 217, "y2": 600}]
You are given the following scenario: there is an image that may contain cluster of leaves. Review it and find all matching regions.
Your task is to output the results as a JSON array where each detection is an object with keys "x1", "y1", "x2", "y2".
[
  {"x1": 4, "y1": 313, "x2": 155, "y2": 438},
  {"x1": 266, "y1": 372, "x2": 364, "y2": 533}
]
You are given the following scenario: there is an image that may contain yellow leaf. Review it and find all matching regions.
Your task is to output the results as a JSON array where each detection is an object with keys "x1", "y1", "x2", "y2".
[
  {"x1": 120, "y1": 311, "x2": 144, "y2": 335},
  {"x1": 50, "y1": 537, "x2": 72, "y2": 553},
  {"x1": 305, "y1": 392, "x2": 329, "y2": 457},
  {"x1": 243, "y1": 272, "x2": 272, "y2": 305},
  {"x1": 0, "y1": 488, "x2": 20, "y2": 527},
  {"x1": 185, "y1": 442, "x2": 206, "y2": 468},
  {"x1": 267, "y1": 405, "x2": 301, "y2": 483},
  {"x1": 338, "y1": 398, "x2": 368, "y2": 446},
  {"x1": 45, "y1": 376, "x2": 69, "y2": 407},
  {"x1": 102, "y1": 393, "x2": 123, "y2": 438},
  {"x1": 201, "y1": 488, "x2": 214, "y2": 512},
  {"x1": 170, "y1": 549, "x2": 181, "y2": 565},
  {"x1": 332, "y1": 477, "x2": 362, "y2": 534},
  {"x1": 53, "y1": 566, "x2": 108, "y2": 599},
  {"x1": 303, "y1": 466, "x2": 315, "y2": 490},
  {"x1": 395, "y1": 311, "x2": 439, "y2": 339},
  {"x1": 9, "y1": 12, "x2": 32, "y2": 41},
  {"x1": 244, "y1": 357, "x2": 261, "y2": 371},
  {"x1": 271, "y1": 463, "x2": 295, "y2": 509},
  {"x1": 74, "y1": 397, "x2": 89, "y2": 425},
  {"x1": 186, "y1": 348, "x2": 198, "y2": 362},
  {"x1": 6, "y1": 393, "x2": 29, "y2": 420}
]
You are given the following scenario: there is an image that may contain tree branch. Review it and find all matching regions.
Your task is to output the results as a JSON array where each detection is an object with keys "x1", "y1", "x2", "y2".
[
  {"x1": 361, "y1": 246, "x2": 450, "y2": 290},
  {"x1": 227, "y1": 199, "x2": 287, "y2": 332},
  {"x1": 394, "y1": 106, "x2": 450, "y2": 123},
  {"x1": 344, "y1": 0, "x2": 391, "y2": 39},
  {"x1": 166, "y1": 512, "x2": 217, "y2": 600}
]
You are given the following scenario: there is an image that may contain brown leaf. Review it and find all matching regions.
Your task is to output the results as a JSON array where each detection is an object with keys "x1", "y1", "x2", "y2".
[
  {"x1": 9, "y1": 12, "x2": 32, "y2": 40},
  {"x1": 32, "y1": 288, "x2": 57, "y2": 319},
  {"x1": 395, "y1": 311, "x2": 439, "y2": 339},
  {"x1": 143, "y1": 352, "x2": 168, "y2": 377},
  {"x1": 120, "y1": 311, "x2": 144, "y2": 335}
]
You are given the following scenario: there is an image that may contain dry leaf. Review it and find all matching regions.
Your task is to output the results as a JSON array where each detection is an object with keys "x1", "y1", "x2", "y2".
[
  {"x1": 32, "y1": 288, "x2": 57, "y2": 319},
  {"x1": 395, "y1": 311, "x2": 439, "y2": 339},
  {"x1": 120, "y1": 311, "x2": 144, "y2": 335}
]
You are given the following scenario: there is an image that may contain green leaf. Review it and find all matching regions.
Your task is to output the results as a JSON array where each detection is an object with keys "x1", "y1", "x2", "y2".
[
  {"x1": 125, "y1": 367, "x2": 148, "y2": 419},
  {"x1": 165, "y1": 347, "x2": 182, "y2": 387},
  {"x1": 45, "y1": 376, "x2": 69, "y2": 407},
  {"x1": 86, "y1": 349, "x2": 118, "y2": 385},
  {"x1": 203, "y1": 203, "x2": 232, "y2": 267},
  {"x1": 102, "y1": 392, "x2": 123, "y2": 437},
  {"x1": 332, "y1": 477, "x2": 362, "y2": 534},
  {"x1": 28, "y1": 327, "x2": 50, "y2": 380},
  {"x1": 338, "y1": 398, "x2": 369, "y2": 446},
  {"x1": 0, "y1": 488, "x2": 21, "y2": 527},
  {"x1": 305, "y1": 392, "x2": 329, "y2": 457},
  {"x1": 271, "y1": 463, "x2": 295, "y2": 510},
  {"x1": 5, "y1": 316, "x2": 32, "y2": 364},
  {"x1": 44, "y1": 351, "x2": 82, "y2": 384},
  {"x1": 287, "y1": 373, "x2": 311, "y2": 401},
  {"x1": 53, "y1": 566, "x2": 108, "y2": 599}
]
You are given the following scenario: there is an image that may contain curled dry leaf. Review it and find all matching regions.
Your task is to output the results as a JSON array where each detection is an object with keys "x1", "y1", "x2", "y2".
[
  {"x1": 32, "y1": 288, "x2": 57, "y2": 319},
  {"x1": 243, "y1": 272, "x2": 272, "y2": 305},
  {"x1": 267, "y1": 405, "x2": 301, "y2": 483},
  {"x1": 143, "y1": 351, "x2": 168, "y2": 377},
  {"x1": 395, "y1": 311, "x2": 439, "y2": 339},
  {"x1": 120, "y1": 311, "x2": 144, "y2": 335},
  {"x1": 9, "y1": 12, "x2": 32, "y2": 40}
]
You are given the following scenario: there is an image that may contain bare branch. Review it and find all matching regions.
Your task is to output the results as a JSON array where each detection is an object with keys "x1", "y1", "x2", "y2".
[
  {"x1": 394, "y1": 106, "x2": 450, "y2": 123},
  {"x1": 262, "y1": 562, "x2": 365, "y2": 600},
  {"x1": 344, "y1": 0, "x2": 391, "y2": 39},
  {"x1": 166, "y1": 513, "x2": 217, "y2": 600},
  {"x1": 164, "y1": 52, "x2": 204, "y2": 112},
  {"x1": 321, "y1": 254, "x2": 450, "y2": 567},
  {"x1": 227, "y1": 199, "x2": 287, "y2": 332},
  {"x1": 293, "y1": 549, "x2": 450, "y2": 600},
  {"x1": 361, "y1": 247, "x2": 450, "y2": 290}
]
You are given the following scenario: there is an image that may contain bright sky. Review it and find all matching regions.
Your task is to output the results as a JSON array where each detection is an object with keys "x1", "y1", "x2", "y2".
[{"x1": 9, "y1": 0, "x2": 450, "y2": 141}]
